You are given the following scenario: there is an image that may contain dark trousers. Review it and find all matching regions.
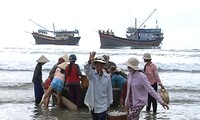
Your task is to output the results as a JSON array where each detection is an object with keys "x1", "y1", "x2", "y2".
[
  {"x1": 146, "y1": 82, "x2": 158, "y2": 113},
  {"x1": 34, "y1": 84, "x2": 44, "y2": 105},
  {"x1": 91, "y1": 110, "x2": 107, "y2": 120},
  {"x1": 68, "y1": 84, "x2": 81, "y2": 107}
]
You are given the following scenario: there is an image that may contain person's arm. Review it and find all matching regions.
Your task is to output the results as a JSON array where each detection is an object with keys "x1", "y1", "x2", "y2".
[
  {"x1": 142, "y1": 73, "x2": 169, "y2": 109},
  {"x1": 48, "y1": 65, "x2": 57, "y2": 79},
  {"x1": 32, "y1": 64, "x2": 41, "y2": 83},
  {"x1": 84, "y1": 51, "x2": 96, "y2": 80},
  {"x1": 76, "y1": 64, "x2": 82, "y2": 76},
  {"x1": 153, "y1": 64, "x2": 164, "y2": 89},
  {"x1": 111, "y1": 75, "x2": 115, "y2": 88},
  {"x1": 107, "y1": 76, "x2": 113, "y2": 107}
]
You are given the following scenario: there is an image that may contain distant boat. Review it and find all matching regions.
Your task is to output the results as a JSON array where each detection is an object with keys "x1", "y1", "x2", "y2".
[
  {"x1": 99, "y1": 9, "x2": 164, "y2": 49},
  {"x1": 30, "y1": 19, "x2": 81, "y2": 45}
]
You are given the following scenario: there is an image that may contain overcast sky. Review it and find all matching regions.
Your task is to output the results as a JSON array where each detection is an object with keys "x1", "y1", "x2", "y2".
[{"x1": 0, "y1": 0, "x2": 200, "y2": 49}]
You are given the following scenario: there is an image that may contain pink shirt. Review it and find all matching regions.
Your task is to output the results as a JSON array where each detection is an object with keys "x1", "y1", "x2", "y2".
[
  {"x1": 144, "y1": 63, "x2": 162, "y2": 85},
  {"x1": 54, "y1": 68, "x2": 65, "y2": 81},
  {"x1": 125, "y1": 71, "x2": 164, "y2": 108}
]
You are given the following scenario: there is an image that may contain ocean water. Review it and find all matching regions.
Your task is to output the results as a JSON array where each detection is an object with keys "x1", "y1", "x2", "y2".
[{"x1": 0, "y1": 44, "x2": 200, "y2": 120}]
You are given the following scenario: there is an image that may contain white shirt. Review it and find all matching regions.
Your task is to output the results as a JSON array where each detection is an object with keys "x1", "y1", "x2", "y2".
[{"x1": 84, "y1": 64, "x2": 113, "y2": 113}]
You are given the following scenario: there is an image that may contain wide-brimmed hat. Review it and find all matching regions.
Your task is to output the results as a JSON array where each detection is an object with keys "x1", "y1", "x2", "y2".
[
  {"x1": 143, "y1": 53, "x2": 152, "y2": 60},
  {"x1": 92, "y1": 56, "x2": 106, "y2": 64},
  {"x1": 60, "y1": 54, "x2": 69, "y2": 62},
  {"x1": 57, "y1": 62, "x2": 68, "y2": 70},
  {"x1": 124, "y1": 57, "x2": 140, "y2": 70},
  {"x1": 36, "y1": 55, "x2": 49, "y2": 63}
]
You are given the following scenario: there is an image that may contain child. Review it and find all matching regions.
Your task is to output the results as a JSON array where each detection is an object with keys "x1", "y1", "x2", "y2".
[{"x1": 39, "y1": 62, "x2": 68, "y2": 108}]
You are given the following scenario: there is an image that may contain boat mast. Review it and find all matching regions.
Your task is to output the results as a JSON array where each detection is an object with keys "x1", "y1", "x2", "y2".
[
  {"x1": 135, "y1": 18, "x2": 137, "y2": 28},
  {"x1": 53, "y1": 23, "x2": 56, "y2": 37},
  {"x1": 138, "y1": 9, "x2": 156, "y2": 29}
]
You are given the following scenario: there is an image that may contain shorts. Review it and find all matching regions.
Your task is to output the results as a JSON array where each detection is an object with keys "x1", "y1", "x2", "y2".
[{"x1": 50, "y1": 78, "x2": 64, "y2": 92}]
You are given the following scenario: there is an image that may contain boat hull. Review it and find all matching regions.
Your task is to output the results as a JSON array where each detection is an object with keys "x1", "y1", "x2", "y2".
[
  {"x1": 32, "y1": 32, "x2": 81, "y2": 45},
  {"x1": 99, "y1": 33, "x2": 163, "y2": 49}
]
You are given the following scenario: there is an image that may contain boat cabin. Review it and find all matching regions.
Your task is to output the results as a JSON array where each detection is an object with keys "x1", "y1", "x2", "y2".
[
  {"x1": 126, "y1": 27, "x2": 163, "y2": 41},
  {"x1": 55, "y1": 29, "x2": 80, "y2": 40}
]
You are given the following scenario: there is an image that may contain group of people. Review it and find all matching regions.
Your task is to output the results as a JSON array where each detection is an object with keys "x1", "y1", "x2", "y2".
[
  {"x1": 32, "y1": 54, "x2": 82, "y2": 109},
  {"x1": 84, "y1": 52, "x2": 169, "y2": 120},
  {"x1": 32, "y1": 52, "x2": 169, "y2": 120}
]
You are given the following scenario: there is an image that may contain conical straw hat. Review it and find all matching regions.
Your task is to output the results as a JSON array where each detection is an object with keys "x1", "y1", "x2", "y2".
[
  {"x1": 60, "y1": 54, "x2": 69, "y2": 62},
  {"x1": 36, "y1": 55, "x2": 49, "y2": 63},
  {"x1": 57, "y1": 62, "x2": 68, "y2": 70}
]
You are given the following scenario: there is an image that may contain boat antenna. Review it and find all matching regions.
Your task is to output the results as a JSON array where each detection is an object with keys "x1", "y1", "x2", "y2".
[
  {"x1": 138, "y1": 9, "x2": 156, "y2": 29},
  {"x1": 29, "y1": 19, "x2": 51, "y2": 32}
]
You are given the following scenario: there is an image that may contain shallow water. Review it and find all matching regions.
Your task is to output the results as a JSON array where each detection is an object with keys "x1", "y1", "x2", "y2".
[
  {"x1": 1, "y1": 102, "x2": 200, "y2": 120},
  {"x1": 1, "y1": 45, "x2": 200, "y2": 119}
]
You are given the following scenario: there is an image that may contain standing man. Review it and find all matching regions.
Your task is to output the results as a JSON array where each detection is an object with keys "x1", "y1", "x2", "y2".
[
  {"x1": 32, "y1": 55, "x2": 49, "y2": 106},
  {"x1": 143, "y1": 53, "x2": 165, "y2": 114},
  {"x1": 84, "y1": 51, "x2": 113, "y2": 120}
]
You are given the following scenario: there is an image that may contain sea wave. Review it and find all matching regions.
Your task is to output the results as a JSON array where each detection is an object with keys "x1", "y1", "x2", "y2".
[
  {"x1": 0, "y1": 82, "x2": 32, "y2": 89},
  {"x1": 1, "y1": 62, "x2": 200, "y2": 72},
  {"x1": 1, "y1": 46, "x2": 200, "y2": 72}
]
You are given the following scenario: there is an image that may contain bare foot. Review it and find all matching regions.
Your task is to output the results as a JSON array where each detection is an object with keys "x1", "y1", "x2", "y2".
[{"x1": 39, "y1": 100, "x2": 44, "y2": 107}]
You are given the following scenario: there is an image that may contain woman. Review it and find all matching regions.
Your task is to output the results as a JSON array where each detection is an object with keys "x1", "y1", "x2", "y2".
[
  {"x1": 48, "y1": 54, "x2": 69, "y2": 80},
  {"x1": 39, "y1": 62, "x2": 68, "y2": 108},
  {"x1": 124, "y1": 57, "x2": 169, "y2": 120},
  {"x1": 32, "y1": 55, "x2": 49, "y2": 106},
  {"x1": 65, "y1": 54, "x2": 82, "y2": 108},
  {"x1": 44, "y1": 54, "x2": 69, "y2": 108},
  {"x1": 143, "y1": 53, "x2": 164, "y2": 113},
  {"x1": 109, "y1": 66, "x2": 127, "y2": 107}
]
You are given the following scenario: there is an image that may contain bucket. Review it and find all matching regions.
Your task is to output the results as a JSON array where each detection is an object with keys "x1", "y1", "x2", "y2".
[
  {"x1": 107, "y1": 111, "x2": 127, "y2": 120},
  {"x1": 159, "y1": 88, "x2": 170, "y2": 104},
  {"x1": 80, "y1": 75, "x2": 89, "y2": 89}
]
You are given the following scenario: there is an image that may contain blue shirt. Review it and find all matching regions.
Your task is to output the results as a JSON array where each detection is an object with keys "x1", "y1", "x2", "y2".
[{"x1": 111, "y1": 73, "x2": 127, "y2": 90}]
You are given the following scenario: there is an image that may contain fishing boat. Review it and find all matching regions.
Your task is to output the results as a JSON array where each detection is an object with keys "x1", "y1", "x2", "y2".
[
  {"x1": 99, "y1": 9, "x2": 164, "y2": 49},
  {"x1": 30, "y1": 19, "x2": 81, "y2": 45}
]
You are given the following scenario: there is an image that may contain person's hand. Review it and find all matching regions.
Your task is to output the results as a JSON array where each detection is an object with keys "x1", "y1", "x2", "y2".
[
  {"x1": 160, "y1": 84, "x2": 165, "y2": 89},
  {"x1": 88, "y1": 51, "x2": 96, "y2": 63},
  {"x1": 161, "y1": 102, "x2": 169, "y2": 110},
  {"x1": 90, "y1": 51, "x2": 96, "y2": 60}
]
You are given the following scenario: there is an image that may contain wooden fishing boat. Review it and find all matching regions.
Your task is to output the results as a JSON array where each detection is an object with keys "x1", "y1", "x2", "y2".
[
  {"x1": 99, "y1": 9, "x2": 163, "y2": 49},
  {"x1": 30, "y1": 19, "x2": 81, "y2": 45}
]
